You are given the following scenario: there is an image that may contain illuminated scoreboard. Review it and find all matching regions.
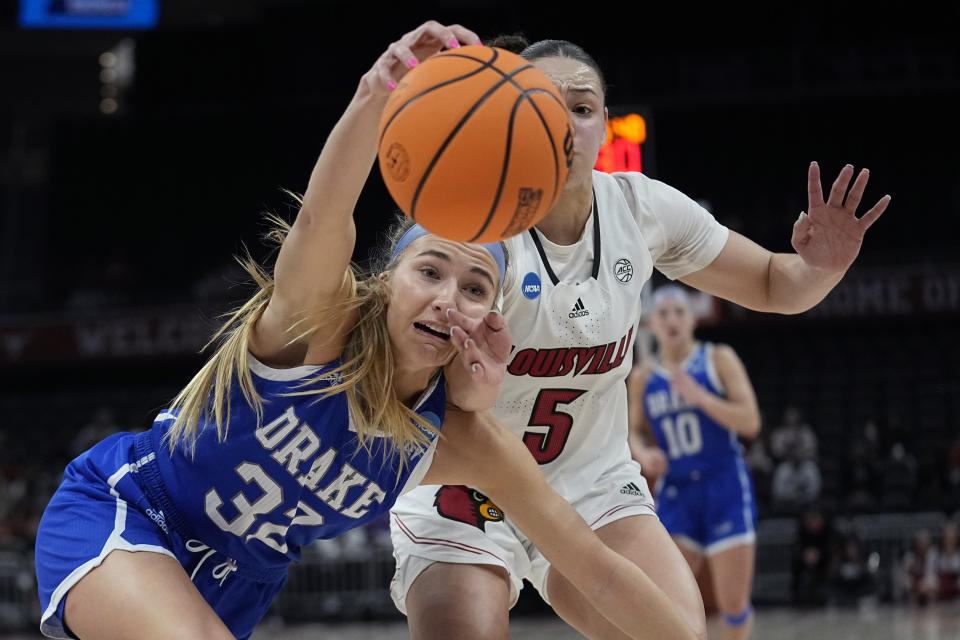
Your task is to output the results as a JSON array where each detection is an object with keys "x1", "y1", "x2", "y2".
[{"x1": 594, "y1": 110, "x2": 651, "y2": 174}]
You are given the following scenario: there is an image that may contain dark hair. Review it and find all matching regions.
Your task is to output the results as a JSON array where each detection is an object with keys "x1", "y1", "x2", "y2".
[
  {"x1": 486, "y1": 33, "x2": 607, "y2": 99},
  {"x1": 485, "y1": 32, "x2": 530, "y2": 54}
]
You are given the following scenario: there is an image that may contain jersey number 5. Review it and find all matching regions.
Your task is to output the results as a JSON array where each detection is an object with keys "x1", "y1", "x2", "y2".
[{"x1": 522, "y1": 389, "x2": 585, "y2": 464}]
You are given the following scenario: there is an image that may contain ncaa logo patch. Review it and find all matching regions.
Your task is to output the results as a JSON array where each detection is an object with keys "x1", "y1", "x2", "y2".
[
  {"x1": 614, "y1": 258, "x2": 633, "y2": 283},
  {"x1": 522, "y1": 272, "x2": 542, "y2": 299}
]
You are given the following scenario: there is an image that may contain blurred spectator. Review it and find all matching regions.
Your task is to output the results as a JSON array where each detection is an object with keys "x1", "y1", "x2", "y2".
[
  {"x1": 880, "y1": 442, "x2": 918, "y2": 512},
  {"x1": 791, "y1": 505, "x2": 833, "y2": 606},
  {"x1": 913, "y1": 443, "x2": 945, "y2": 511},
  {"x1": 881, "y1": 408, "x2": 911, "y2": 455},
  {"x1": 743, "y1": 433, "x2": 774, "y2": 510},
  {"x1": 896, "y1": 529, "x2": 939, "y2": 605},
  {"x1": 844, "y1": 421, "x2": 881, "y2": 513},
  {"x1": 828, "y1": 533, "x2": 879, "y2": 606},
  {"x1": 945, "y1": 437, "x2": 960, "y2": 513},
  {"x1": 935, "y1": 522, "x2": 960, "y2": 601},
  {"x1": 769, "y1": 405, "x2": 818, "y2": 463},
  {"x1": 772, "y1": 448, "x2": 822, "y2": 514}
]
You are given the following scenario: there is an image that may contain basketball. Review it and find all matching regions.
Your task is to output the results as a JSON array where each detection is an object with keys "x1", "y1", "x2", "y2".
[{"x1": 377, "y1": 45, "x2": 574, "y2": 243}]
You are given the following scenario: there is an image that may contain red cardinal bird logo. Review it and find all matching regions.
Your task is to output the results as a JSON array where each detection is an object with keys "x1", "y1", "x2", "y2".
[{"x1": 434, "y1": 485, "x2": 504, "y2": 531}]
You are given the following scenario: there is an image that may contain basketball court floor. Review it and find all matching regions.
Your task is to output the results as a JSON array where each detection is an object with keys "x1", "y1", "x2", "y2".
[
  {"x1": 252, "y1": 603, "x2": 960, "y2": 640},
  {"x1": 7, "y1": 602, "x2": 958, "y2": 639}
]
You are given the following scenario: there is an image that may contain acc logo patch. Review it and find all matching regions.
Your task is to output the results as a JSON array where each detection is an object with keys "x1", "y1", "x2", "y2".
[
  {"x1": 614, "y1": 258, "x2": 633, "y2": 283},
  {"x1": 434, "y1": 485, "x2": 504, "y2": 531},
  {"x1": 522, "y1": 272, "x2": 541, "y2": 300}
]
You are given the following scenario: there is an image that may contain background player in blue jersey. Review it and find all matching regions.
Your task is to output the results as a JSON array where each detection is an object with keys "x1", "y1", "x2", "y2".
[
  {"x1": 628, "y1": 284, "x2": 761, "y2": 640},
  {"x1": 33, "y1": 20, "x2": 700, "y2": 640}
]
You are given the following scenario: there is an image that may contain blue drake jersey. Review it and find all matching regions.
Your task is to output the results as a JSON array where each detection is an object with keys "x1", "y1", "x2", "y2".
[
  {"x1": 644, "y1": 343, "x2": 742, "y2": 479},
  {"x1": 135, "y1": 358, "x2": 445, "y2": 571}
]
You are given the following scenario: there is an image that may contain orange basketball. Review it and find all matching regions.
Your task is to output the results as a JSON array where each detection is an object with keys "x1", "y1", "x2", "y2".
[{"x1": 377, "y1": 45, "x2": 573, "y2": 243}]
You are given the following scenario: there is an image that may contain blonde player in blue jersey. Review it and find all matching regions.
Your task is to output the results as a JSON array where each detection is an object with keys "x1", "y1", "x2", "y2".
[
  {"x1": 627, "y1": 284, "x2": 761, "y2": 640},
  {"x1": 33, "y1": 21, "x2": 699, "y2": 640}
]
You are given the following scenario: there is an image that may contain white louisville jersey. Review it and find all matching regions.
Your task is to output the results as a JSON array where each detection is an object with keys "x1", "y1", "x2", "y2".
[{"x1": 492, "y1": 170, "x2": 729, "y2": 501}]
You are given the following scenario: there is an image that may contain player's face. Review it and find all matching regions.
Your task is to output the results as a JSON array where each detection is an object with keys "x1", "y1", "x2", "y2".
[
  {"x1": 533, "y1": 56, "x2": 607, "y2": 191},
  {"x1": 649, "y1": 297, "x2": 695, "y2": 348},
  {"x1": 384, "y1": 235, "x2": 500, "y2": 374}
]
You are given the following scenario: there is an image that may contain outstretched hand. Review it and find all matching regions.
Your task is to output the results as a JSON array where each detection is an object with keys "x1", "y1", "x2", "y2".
[
  {"x1": 447, "y1": 308, "x2": 511, "y2": 387},
  {"x1": 362, "y1": 21, "x2": 481, "y2": 97},
  {"x1": 792, "y1": 162, "x2": 891, "y2": 273}
]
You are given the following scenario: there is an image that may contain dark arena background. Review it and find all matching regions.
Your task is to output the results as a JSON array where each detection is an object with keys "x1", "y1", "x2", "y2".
[{"x1": 1, "y1": 1, "x2": 959, "y2": 638}]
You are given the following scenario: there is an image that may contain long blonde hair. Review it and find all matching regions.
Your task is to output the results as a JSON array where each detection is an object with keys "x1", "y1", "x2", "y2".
[{"x1": 162, "y1": 212, "x2": 453, "y2": 470}]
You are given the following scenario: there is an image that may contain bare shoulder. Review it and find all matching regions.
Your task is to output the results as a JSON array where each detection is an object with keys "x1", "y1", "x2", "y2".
[
  {"x1": 711, "y1": 342, "x2": 745, "y2": 369},
  {"x1": 710, "y1": 342, "x2": 754, "y2": 386}
]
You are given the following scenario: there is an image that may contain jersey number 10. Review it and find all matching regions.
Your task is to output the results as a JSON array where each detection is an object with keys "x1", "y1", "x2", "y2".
[{"x1": 660, "y1": 412, "x2": 703, "y2": 459}]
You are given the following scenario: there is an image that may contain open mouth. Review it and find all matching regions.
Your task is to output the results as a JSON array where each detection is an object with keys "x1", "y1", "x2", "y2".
[{"x1": 414, "y1": 322, "x2": 450, "y2": 341}]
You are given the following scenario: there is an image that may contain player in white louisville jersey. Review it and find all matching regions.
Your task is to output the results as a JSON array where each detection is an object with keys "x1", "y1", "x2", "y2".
[{"x1": 389, "y1": 33, "x2": 890, "y2": 640}]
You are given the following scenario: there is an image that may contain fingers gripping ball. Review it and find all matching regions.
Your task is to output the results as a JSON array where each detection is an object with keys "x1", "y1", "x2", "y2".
[{"x1": 377, "y1": 46, "x2": 574, "y2": 243}]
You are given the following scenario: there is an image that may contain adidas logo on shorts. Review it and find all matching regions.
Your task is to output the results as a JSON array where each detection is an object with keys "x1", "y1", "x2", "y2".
[
  {"x1": 620, "y1": 482, "x2": 644, "y2": 497},
  {"x1": 569, "y1": 297, "x2": 590, "y2": 318}
]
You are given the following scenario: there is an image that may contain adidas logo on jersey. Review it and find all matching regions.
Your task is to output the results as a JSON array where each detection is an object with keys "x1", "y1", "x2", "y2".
[
  {"x1": 620, "y1": 482, "x2": 644, "y2": 497},
  {"x1": 569, "y1": 298, "x2": 590, "y2": 318}
]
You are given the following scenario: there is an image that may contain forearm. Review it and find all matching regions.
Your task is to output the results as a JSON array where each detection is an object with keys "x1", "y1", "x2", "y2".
[
  {"x1": 511, "y1": 497, "x2": 696, "y2": 640},
  {"x1": 765, "y1": 252, "x2": 845, "y2": 314},
  {"x1": 683, "y1": 232, "x2": 845, "y2": 315},
  {"x1": 581, "y1": 546, "x2": 698, "y2": 640},
  {"x1": 300, "y1": 79, "x2": 387, "y2": 219},
  {"x1": 695, "y1": 393, "x2": 760, "y2": 438},
  {"x1": 484, "y1": 461, "x2": 693, "y2": 638},
  {"x1": 267, "y1": 79, "x2": 388, "y2": 330}
]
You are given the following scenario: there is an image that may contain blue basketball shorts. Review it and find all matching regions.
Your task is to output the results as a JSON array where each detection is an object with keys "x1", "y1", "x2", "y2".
[
  {"x1": 655, "y1": 458, "x2": 757, "y2": 555},
  {"x1": 35, "y1": 432, "x2": 287, "y2": 640}
]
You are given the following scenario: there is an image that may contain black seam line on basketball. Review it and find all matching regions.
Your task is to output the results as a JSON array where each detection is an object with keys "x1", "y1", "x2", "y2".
[
  {"x1": 454, "y1": 65, "x2": 567, "y2": 219},
  {"x1": 476, "y1": 64, "x2": 568, "y2": 213},
  {"x1": 466, "y1": 92, "x2": 525, "y2": 241},
  {"x1": 499, "y1": 83, "x2": 566, "y2": 213},
  {"x1": 468, "y1": 84, "x2": 565, "y2": 241},
  {"x1": 377, "y1": 48, "x2": 500, "y2": 150},
  {"x1": 410, "y1": 64, "x2": 529, "y2": 222}
]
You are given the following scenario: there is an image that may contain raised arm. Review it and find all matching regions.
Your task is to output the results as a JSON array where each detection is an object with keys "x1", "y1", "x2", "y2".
[
  {"x1": 681, "y1": 162, "x2": 890, "y2": 314},
  {"x1": 251, "y1": 22, "x2": 481, "y2": 365},
  {"x1": 425, "y1": 409, "x2": 697, "y2": 640}
]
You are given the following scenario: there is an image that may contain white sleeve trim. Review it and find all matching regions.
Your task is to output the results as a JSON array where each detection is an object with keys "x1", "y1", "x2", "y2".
[{"x1": 247, "y1": 353, "x2": 325, "y2": 381}]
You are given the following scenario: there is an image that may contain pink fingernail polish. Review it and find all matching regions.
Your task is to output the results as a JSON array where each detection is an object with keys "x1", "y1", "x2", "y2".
[
  {"x1": 408, "y1": 57, "x2": 418, "y2": 68},
  {"x1": 448, "y1": 38, "x2": 460, "y2": 48},
  {"x1": 387, "y1": 80, "x2": 396, "y2": 91}
]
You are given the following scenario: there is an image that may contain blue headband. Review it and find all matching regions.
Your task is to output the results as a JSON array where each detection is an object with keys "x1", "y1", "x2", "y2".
[
  {"x1": 652, "y1": 284, "x2": 692, "y2": 308},
  {"x1": 390, "y1": 223, "x2": 506, "y2": 288}
]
